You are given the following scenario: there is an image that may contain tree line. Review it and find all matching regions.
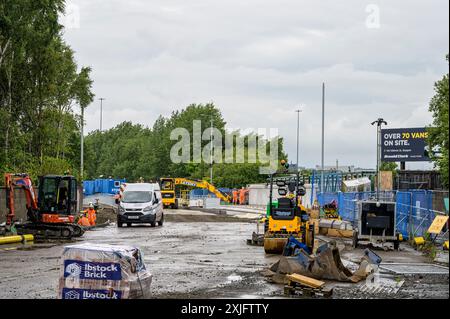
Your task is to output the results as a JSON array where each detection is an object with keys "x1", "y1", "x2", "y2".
[
  {"x1": 83, "y1": 103, "x2": 287, "y2": 189},
  {"x1": 0, "y1": 0, "x2": 94, "y2": 181}
]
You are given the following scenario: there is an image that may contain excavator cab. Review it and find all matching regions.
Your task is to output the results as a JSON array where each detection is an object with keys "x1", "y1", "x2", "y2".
[
  {"x1": 160, "y1": 178, "x2": 176, "y2": 208},
  {"x1": 4, "y1": 173, "x2": 83, "y2": 239},
  {"x1": 37, "y1": 175, "x2": 78, "y2": 218}
]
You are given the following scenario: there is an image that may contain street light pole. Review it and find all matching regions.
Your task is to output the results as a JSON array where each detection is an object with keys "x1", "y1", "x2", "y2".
[
  {"x1": 296, "y1": 109, "x2": 302, "y2": 173},
  {"x1": 99, "y1": 98, "x2": 106, "y2": 131},
  {"x1": 210, "y1": 117, "x2": 213, "y2": 184},
  {"x1": 371, "y1": 118, "x2": 388, "y2": 201},
  {"x1": 80, "y1": 106, "x2": 85, "y2": 181},
  {"x1": 321, "y1": 83, "x2": 325, "y2": 194},
  {"x1": 296, "y1": 109, "x2": 302, "y2": 209}
]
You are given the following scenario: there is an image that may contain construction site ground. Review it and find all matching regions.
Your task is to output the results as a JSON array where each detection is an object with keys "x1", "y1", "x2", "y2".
[{"x1": 0, "y1": 207, "x2": 448, "y2": 299}]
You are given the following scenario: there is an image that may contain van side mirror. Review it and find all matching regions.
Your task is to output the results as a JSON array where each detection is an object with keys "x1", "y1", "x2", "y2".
[
  {"x1": 115, "y1": 198, "x2": 120, "y2": 205},
  {"x1": 153, "y1": 197, "x2": 159, "y2": 204}
]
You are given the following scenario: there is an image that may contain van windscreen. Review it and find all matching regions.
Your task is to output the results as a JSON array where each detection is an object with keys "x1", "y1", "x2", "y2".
[{"x1": 122, "y1": 191, "x2": 152, "y2": 203}]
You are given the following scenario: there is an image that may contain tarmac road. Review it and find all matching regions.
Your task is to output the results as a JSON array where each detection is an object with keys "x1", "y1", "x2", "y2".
[
  {"x1": 0, "y1": 209, "x2": 279, "y2": 299},
  {"x1": 0, "y1": 208, "x2": 448, "y2": 299}
]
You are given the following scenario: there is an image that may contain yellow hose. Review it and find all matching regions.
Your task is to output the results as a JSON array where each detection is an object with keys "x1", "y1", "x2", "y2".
[{"x1": 0, "y1": 234, "x2": 34, "y2": 245}]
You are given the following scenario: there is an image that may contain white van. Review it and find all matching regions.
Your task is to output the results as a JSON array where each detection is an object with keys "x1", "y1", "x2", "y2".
[{"x1": 116, "y1": 183, "x2": 164, "y2": 227}]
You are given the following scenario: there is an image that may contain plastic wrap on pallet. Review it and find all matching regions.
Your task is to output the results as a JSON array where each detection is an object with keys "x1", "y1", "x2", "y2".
[{"x1": 58, "y1": 243, "x2": 152, "y2": 299}]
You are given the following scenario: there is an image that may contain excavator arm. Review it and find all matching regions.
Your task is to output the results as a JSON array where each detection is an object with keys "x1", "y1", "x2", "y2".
[
  {"x1": 174, "y1": 178, "x2": 231, "y2": 203},
  {"x1": 4, "y1": 173, "x2": 38, "y2": 225}
]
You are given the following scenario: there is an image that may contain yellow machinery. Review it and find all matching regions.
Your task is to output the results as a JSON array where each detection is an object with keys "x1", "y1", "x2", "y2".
[
  {"x1": 264, "y1": 165, "x2": 315, "y2": 254},
  {"x1": 160, "y1": 178, "x2": 231, "y2": 209}
]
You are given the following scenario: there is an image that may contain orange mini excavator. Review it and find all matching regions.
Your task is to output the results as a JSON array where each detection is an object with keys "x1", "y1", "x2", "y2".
[{"x1": 4, "y1": 173, "x2": 84, "y2": 239}]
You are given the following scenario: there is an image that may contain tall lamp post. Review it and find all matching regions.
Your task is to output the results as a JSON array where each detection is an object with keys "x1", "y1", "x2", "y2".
[
  {"x1": 371, "y1": 118, "x2": 388, "y2": 201},
  {"x1": 321, "y1": 83, "x2": 325, "y2": 194},
  {"x1": 80, "y1": 106, "x2": 85, "y2": 181},
  {"x1": 99, "y1": 98, "x2": 106, "y2": 131},
  {"x1": 295, "y1": 109, "x2": 302, "y2": 208}
]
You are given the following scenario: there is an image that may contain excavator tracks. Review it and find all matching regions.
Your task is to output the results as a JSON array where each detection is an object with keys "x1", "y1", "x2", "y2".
[{"x1": 14, "y1": 222, "x2": 85, "y2": 240}]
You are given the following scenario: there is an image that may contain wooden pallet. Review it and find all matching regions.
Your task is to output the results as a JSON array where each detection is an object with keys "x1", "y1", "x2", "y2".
[{"x1": 284, "y1": 274, "x2": 333, "y2": 298}]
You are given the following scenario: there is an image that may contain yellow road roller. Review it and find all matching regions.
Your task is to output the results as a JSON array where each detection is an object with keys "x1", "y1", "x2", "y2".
[{"x1": 264, "y1": 168, "x2": 314, "y2": 254}]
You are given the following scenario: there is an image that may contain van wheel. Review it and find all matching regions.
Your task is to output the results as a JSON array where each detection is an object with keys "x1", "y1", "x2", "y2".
[
  {"x1": 117, "y1": 221, "x2": 123, "y2": 228},
  {"x1": 150, "y1": 222, "x2": 156, "y2": 227},
  {"x1": 127, "y1": 223, "x2": 132, "y2": 227},
  {"x1": 159, "y1": 214, "x2": 164, "y2": 226}
]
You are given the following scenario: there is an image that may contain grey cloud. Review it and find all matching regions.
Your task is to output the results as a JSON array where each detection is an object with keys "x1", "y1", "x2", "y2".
[{"x1": 64, "y1": 0, "x2": 448, "y2": 169}]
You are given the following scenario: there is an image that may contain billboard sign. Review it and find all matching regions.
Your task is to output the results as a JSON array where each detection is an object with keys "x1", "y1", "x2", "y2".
[{"x1": 381, "y1": 127, "x2": 430, "y2": 162}]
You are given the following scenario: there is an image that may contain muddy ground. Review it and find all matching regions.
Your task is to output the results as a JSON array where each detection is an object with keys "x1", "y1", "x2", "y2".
[{"x1": 0, "y1": 208, "x2": 448, "y2": 299}]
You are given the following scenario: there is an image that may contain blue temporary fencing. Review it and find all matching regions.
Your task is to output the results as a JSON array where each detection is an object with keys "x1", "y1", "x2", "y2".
[{"x1": 318, "y1": 190, "x2": 440, "y2": 239}]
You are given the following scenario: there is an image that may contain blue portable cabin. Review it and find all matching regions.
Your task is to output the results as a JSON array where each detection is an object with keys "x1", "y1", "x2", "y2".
[
  {"x1": 189, "y1": 189, "x2": 211, "y2": 199},
  {"x1": 83, "y1": 180, "x2": 95, "y2": 196},
  {"x1": 84, "y1": 178, "x2": 127, "y2": 195}
]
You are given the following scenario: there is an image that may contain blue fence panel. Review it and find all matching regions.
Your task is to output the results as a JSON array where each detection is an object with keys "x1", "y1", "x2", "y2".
[
  {"x1": 395, "y1": 192, "x2": 412, "y2": 239},
  {"x1": 317, "y1": 192, "x2": 339, "y2": 207},
  {"x1": 410, "y1": 190, "x2": 435, "y2": 239},
  {"x1": 317, "y1": 189, "x2": 438, "y2": 240},
  {"x1": 339, "y1": 192, "x2": 358, "y2": 223}
]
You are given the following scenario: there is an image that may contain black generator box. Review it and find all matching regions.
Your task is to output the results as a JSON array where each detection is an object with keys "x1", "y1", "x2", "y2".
[{"x1": 359, "y1": 201, "x2": 396, "y2": 238}]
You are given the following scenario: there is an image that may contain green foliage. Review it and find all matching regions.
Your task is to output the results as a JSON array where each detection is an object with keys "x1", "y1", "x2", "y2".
[
  {"x1": 427, "y1": 55, "x2": 449, "y2": 189},
  {"x1": 0, "y1": 0, "x2": 94, "y2": 184},
  {"x1": 84, "y1": 104, "x2": 287, "y2": 188}
]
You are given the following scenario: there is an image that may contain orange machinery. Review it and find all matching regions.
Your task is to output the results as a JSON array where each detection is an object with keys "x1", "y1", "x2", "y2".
[{"x1": 3, "y1": 173, "x2": 84, "y2": 239}]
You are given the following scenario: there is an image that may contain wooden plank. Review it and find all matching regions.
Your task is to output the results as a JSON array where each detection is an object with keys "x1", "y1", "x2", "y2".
[
  {"x1": 380, "y1": 171, "x2": 393, "y2": 191},
  {"x1": 327, "y1": 228, "x2": 354, "y2": 238},
  {"x1": 286, "y1": 273, "x2": 325, "y2": 289}
]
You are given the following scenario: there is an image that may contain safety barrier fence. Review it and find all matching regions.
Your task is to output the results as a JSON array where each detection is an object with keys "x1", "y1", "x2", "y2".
[{"x1": 318, "y1": 190, "x2": 448, "y2": 240}]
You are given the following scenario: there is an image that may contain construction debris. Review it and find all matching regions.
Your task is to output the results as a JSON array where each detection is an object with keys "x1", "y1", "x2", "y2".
[
  {"x1": 247, "y1": 232, "x2": 264, "y2": 246},
  {"x1": 269, "y1": 240, "x2": 378, "y2": 283},
  {"x1": 378, "y1": 263, "x2": 449, "y2": 275}
]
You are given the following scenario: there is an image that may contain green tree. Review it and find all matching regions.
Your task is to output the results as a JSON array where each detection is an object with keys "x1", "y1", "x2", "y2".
[
  {"x1": 83, "y1": 103, "x2": 288, "y2": 188},
  {"x1": 427, "y1": 55, "x2": 449, "y2": 188},
  {"x1": 0, "y1": 0, "x2": 94, "y2": 183}
]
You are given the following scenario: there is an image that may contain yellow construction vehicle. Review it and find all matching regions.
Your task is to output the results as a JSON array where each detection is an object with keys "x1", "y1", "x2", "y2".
[
  {"x1": 160, "y1": 178, "x2": 231, "y2": 209},
  {"x1": 264, "y1": 163, "x2": 315, "y2": 254}
]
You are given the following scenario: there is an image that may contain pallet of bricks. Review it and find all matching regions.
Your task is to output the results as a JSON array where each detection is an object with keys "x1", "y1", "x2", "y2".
[{"x1": 58, "y1": 243, "x2": 152, "y2": 299}]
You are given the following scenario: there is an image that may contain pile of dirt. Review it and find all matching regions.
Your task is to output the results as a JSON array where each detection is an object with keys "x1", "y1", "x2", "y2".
[{"x1": 82, "y1": 204, "x2": 117, "y2": 224}]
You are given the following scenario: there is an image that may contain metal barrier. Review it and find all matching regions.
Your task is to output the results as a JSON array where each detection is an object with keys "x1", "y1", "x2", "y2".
[{"x1": 317, "y1": 190, "x2": 448, "y2": 240}]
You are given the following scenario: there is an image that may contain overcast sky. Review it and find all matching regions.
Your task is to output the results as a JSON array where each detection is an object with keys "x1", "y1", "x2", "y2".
[{"x1": 62, "y1": 0, "x2": 449, "y2": 169}]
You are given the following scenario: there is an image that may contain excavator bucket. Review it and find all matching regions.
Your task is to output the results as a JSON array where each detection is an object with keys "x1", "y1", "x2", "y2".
[{"x1": 270, "y1": 240, "x2": 377, "y2": 283}]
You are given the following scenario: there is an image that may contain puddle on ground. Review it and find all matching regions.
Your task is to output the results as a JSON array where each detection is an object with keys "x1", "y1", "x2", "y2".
[{"x1": 226, "y1": 275, "x2": 243, "y2": 283}]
